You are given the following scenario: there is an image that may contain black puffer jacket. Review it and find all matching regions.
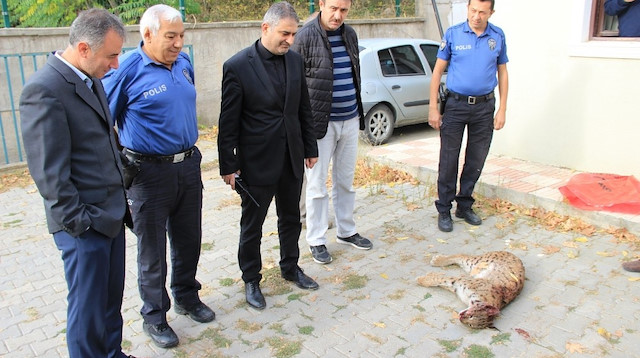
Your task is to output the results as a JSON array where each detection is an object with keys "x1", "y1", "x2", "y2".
[{"x1": 291, "y1": 14, "x2": 365, "y2": 139}]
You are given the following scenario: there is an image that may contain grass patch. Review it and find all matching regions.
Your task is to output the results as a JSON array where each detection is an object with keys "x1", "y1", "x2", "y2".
[
  {"x1": 341, "y1": 274, "x2": 369, "y2": 290},
  {"x1": 298, "y1": 325, "x2": 314, "y2": 335},
  {"x1": 388, "y1": 289, "x2": 405, "y2": 300},
  {"x1": 236, "y1": 319, "x2": 261, "y2": 333},
  {"x1": 288, "y1": 293, "x2": 305, "y2": 302},
  {"x1": 269, "y1": 323, "x2": 286, "y2": 335},
  {"x1": 266, "y1": 336, "x2": 301, "y2": 358},
  {"x1": 197, "y1": 327, "x2": 232, "y2": 349},
  {"x1": 490, "y1": 333, "x2": 511, "y2": 345},
  {"x1": 438, "y1": 339, "x2": 462, "y2": 353},
  {"x1": 121, "y1": 340, "x2": 131, "y2": 350},
  {"x1": 261, "y1": 266, "x2": 293, "y2": 296},
  {"x1": 219, "y1": 278, "x2": 235, "y2": 287},
  {"x1": 201, "y1": 242, "x2": 214, "y2": 251},
  {"x1": 463, "y1": 344, "x2": 494, "y2": 358}
]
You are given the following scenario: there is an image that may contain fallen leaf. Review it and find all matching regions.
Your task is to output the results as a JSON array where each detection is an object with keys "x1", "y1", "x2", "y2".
[
  {"x1": 543, "y1": 245, "x2": 561, "y2": 255},
  {"x1": 597, "y1": 327, "x2": 611, "y2": 339},
  {"x1": 629, "y1": 277, "x2": 640, "y2": 282},
  {"x1": 380, "y1": 273, "x2": 389, "y2": 279},
  {"x1": 563, "y1": 241, "x2": 579, "y2": 248},
  {"x1": 596, "y1": 251, "x2": 615, "y2": 257},
  {"x1": 514, "y1": 328, "x2": 531, "y2": 340},
  {"x1": 437, "y1": 239, "x2": 447, "y2": 244},
  {"x1": 373, "y1": 322, "x2": 386, "y2": 328},
  {"x1": 567, "y1": 251, "x2": 578, "y2": 259},
  {"x1": 575, "y1": 237, "x2": 589, "y2": 243},
  {"x1": 265, "y1": 231, "x2": 278, "y2": 237},
  {"x1": 396, "y1": 236, "x2": 409, "y2": 241},
  {"x1": 566, "y1": 342, "x2": 584, "y2": 353}
]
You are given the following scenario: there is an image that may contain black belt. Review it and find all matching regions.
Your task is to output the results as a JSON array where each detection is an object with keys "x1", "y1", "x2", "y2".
[
  {"x1": 124, "y1": 147, "x2": 195, "y2": 163},
  {"x1": 448, "y1": 91, "x2": 494, "y2": 105}
]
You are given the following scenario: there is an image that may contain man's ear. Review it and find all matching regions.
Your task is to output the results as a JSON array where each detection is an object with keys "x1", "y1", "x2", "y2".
[
  {"x1": 143, "y1": 27, "x2": 153, "y2": 42},
  {"x1": 77, "y1": 41, "x2": 91, "y2": 58}
]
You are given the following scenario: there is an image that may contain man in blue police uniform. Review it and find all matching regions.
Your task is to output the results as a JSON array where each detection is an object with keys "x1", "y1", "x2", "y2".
[
  {"x1": 103, "y1": 4, "x2": 214, "y2": 348},
  {"x1": 605, "y1": 0, "x2": 640, "y2": 37},
  {"x1": 428, "y1": 0, "x2": 509, "y2": 232}
]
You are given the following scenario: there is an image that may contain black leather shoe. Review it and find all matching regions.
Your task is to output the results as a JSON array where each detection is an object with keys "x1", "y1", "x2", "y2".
[
  {"x1": 438, "y1": 212, "x2": 453, "y2": 232},
  {"x1": 174, "y1": 301, "x2": 215, "y2": 323},
  {"x1": 245, "y1": 280, "x2": 266, "y2": 310},
  {"x1": 455, "y1": 208, "x2": 482, "y2": 226},
  {"x1": 282, "y1": 267, "x2": 319, "y2": 290},
  {"x1": 142, "y1": 322, "x2": 179, "y2": 348}
]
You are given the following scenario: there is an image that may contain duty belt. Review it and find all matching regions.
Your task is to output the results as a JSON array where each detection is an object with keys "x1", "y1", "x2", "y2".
[
  {"x1": 448, "y1": 91, "x2": 495, "y2": 105},
  {"x1": 124, "y1": 147, "x2": 195, "y2": 163}
]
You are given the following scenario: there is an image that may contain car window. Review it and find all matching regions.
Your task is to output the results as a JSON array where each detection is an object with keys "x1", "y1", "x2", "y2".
[
  {"x1": 377, "y1": 45, "x2": 425, "y2": 77},
  {"x1": 420, "y1": 43, "x2": 447, "y2": 74}
]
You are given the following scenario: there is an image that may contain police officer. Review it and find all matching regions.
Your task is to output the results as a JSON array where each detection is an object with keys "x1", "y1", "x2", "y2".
[
  {"x1": 428, "y1": 0, "x2": 509, "y2": 232},
  {"x1": 103, "y1": 4, "x2": 214, "y2": 348}
]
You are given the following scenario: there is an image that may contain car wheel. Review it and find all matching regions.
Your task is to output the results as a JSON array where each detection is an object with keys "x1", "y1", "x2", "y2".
[{"x1": 364, "y1": 104, "x2": 395, "y2": 145}]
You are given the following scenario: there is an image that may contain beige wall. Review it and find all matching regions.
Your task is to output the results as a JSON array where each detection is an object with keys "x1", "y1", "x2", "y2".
[
  {"x1": 489, "y1": 0, "x2": 640, "y2": 178},
  {"x1": 0, "y1": 18, "x2": 429, "y2": 129}
]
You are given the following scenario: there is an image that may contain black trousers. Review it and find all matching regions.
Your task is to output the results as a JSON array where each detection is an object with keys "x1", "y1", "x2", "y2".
[
  {"x1": 127, "y1": 148, "x2": 203, "y2": 325},
  {"x1": 435, "y1": 96, "x2": 495, "y2": 213},
  {"x1": 238, "y1": 153, "x2": 302, "y2": 283}
]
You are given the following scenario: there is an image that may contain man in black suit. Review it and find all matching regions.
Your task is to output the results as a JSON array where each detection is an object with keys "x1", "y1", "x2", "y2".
[
  {"x1": 218, "y1": 1, "x2": 319, "y2": 310},
  {"x1": 19, "y1": 9, "x2": 135, "y2": 358}
]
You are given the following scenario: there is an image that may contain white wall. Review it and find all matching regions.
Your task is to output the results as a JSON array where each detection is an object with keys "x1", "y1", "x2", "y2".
[{"x1": 489, "y1": 0, "x2": 640, "y2": 178}]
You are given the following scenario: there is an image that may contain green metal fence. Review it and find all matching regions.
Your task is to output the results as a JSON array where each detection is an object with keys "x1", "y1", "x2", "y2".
[{"x1": 0, "y1": 45, "x2": 193, "y2": 166}]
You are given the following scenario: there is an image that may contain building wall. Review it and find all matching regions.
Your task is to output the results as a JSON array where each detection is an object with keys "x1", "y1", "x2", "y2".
[
  {"x1": 489, "y1": 0, "x2": 640, "y2": 178},
  {"x1": 0, "y1": 18, "x2": 430, "y2": 128}
]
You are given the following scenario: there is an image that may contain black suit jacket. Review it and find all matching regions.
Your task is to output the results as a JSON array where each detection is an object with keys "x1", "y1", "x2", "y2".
[
  {"x1": 20, "y1": 54, "x2": 128, "y2": 238},
  {"x1": 218, "y1": 40, "x2": 318, "y2": 186}
]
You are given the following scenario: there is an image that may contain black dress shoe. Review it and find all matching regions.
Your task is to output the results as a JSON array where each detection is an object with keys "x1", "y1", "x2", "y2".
[
  {"x1": 142, "y1": 322, "x2": 179, "y2": 348},
  {"x1": 438, "y1": 212, "x2": 453, "y2": 232},
  {"x1": 174, "y1": 301, "x2": 215, "y2": 323},
  {"x1": 282, "y1": 267, "x2": 319, "y2": 290},
  {"x1": 455, "y1": 208, "x2": 482, "y2": 225},
  {"x1": 245, "y1": 280, "x2": 266, "y2": 310}
]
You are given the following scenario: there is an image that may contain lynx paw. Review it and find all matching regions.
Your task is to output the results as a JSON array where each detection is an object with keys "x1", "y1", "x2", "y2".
[{"x1": 417, "y1": 272, "x2": 445, "y2": 287}]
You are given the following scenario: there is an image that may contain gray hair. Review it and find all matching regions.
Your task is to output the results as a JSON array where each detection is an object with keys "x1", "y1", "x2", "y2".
[
  {"x1": 68, "y1": 9, "x2": 125, "y2": 49},
  {"x1": 263, "y1": 1, "x2": 299, "y2": 27},
  {"x1": 139, "y1": 4, "x2": 183, "y2": 38}
]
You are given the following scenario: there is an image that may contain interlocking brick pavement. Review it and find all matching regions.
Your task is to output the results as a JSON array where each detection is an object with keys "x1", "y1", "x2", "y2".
[{"x1": 1, "y1": 138, "x2": 639, "y2": 357}]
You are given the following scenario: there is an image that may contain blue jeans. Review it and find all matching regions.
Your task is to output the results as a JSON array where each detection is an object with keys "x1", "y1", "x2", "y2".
[{"x1": 435, "y1": 96, "x2": 495, "y2": 213}]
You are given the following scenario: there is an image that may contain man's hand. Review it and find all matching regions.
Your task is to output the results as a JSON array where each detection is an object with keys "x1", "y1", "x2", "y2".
[
  {"x1": 305, "y1": 157, "x2": 318, "y2": 169},
  {"x1": 428, "y1": 108, "x2": 442, "y2": 130},
  {"x1": 494, "y1": 109, "x2": 506, "y2": 130},
  {"x1": 222, "y1": 172, "x2": 239, "y2": 190}
]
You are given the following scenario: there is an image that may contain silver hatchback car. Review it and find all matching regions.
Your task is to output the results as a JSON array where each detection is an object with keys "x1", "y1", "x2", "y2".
[{"x1": 359, "y1": 38, "x2": 446, "y2": 145}]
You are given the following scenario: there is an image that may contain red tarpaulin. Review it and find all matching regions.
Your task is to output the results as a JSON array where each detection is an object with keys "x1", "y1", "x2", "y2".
[{"x1": 559, "y1": 173, "x2": 640, "y2": 214}]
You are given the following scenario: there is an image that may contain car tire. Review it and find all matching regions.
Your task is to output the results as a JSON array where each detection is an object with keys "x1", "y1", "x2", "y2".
[{"x1": 364, "y1": 104, "x2": 395, "y2": 145}]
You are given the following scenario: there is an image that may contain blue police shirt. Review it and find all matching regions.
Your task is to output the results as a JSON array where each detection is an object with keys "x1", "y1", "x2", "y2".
[
  {"x1": 438, "y1": 21, "x2": 508, "y2": 96},
  {"x1": 103, "y1": 41, "x2": 198, "y2": 155}
]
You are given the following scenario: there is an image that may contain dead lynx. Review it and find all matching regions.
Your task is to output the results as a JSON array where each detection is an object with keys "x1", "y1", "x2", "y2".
[{"x1": 417, "y1": 251, "x2": 525, "y2": 329}]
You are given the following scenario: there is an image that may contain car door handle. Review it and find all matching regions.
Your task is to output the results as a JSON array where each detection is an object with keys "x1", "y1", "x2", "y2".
[{"x1": 391, "y1": 85, "x2": 401, "y2": 90}]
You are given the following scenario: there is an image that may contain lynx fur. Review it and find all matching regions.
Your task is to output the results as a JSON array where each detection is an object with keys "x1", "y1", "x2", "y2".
[{"x1": 417, "y1": 251, "x2": 525, "y2": 329}]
